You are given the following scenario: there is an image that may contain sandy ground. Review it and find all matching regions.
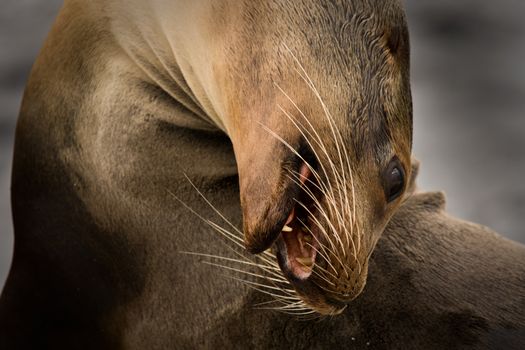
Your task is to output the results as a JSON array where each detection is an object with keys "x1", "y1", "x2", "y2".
[{"x1": 1, "y1": 0, "x2": 524, "y2": 289}]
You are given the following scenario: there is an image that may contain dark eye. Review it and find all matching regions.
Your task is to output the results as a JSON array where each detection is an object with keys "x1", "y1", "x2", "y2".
[{"x1": 383, "y1": 157, "x2": 405, "y2": 203}]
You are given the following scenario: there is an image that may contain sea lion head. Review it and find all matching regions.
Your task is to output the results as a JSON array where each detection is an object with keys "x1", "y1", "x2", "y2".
[{"x1": 201, "y1": 0, "x2": 412, "y2": 314}]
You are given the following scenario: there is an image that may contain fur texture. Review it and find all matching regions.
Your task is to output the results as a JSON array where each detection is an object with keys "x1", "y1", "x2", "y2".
[{"x1": 1, "y1": 0, "x2": 523, "y2": 349}]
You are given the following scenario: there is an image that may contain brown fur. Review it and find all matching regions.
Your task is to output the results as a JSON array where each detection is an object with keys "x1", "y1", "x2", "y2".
[{"x1": 1, "y1": 0, "x2": 523, "y2": 348}]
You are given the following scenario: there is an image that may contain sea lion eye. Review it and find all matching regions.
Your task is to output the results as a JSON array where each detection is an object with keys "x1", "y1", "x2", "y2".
[{"x1": 383, "y1": 157, "x2": 405, "y2": 203}]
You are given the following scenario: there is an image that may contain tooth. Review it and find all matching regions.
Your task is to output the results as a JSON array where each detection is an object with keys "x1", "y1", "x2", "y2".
[
  {"x1": 296, "y1": 257, "x2": 314, "y2": 268},
  {"x1": 282, "y1": 225, "x2": 293, "y2": 232}
]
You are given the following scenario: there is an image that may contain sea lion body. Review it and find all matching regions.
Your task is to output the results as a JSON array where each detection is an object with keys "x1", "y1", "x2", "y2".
[{"x1": 1, "y1": 0, "x2": 523, "y2": 349}]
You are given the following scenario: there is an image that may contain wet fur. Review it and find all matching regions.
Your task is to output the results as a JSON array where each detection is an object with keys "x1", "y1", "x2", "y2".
[{"x1": 1, "y1": 0, "x2": 524, "y2": 349}]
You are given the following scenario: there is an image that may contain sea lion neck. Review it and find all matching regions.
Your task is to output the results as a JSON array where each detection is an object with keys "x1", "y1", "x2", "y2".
[{"x1": 107, "y1": 0, "x2": 231, "y2": 134}]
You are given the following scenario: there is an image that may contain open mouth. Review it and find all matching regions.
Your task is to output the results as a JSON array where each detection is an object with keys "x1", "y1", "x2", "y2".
[
  {"x1": 271, "y1": 159, "x2": 349, "y2": 314},
  {"x1": 280, "y1": 207, "x2": 318, "y2": 280},
  {"x1": 277, "y1": 162, "x2": 321, "y2": 281}
]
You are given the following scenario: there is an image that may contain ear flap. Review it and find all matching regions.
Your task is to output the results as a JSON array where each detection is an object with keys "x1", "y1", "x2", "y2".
[{"x1": 403, "y1": 157, "x2": 420, "y2": 201}]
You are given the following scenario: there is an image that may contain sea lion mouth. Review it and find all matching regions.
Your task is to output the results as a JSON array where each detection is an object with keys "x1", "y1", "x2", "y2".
[
  {"x1": 277, "y1": 162, "x2": 320, "y2": 280},
  {"x1": 271, "y1": 158, "x2": 353, "y2": 314},
  {"x1": 279, "y1": 201, "x2": 319, "y2": 280},
  {"x1": 272, "y1": 160, "x2": 339, "y2": 308},
  {"x1": 240, "y1": 141, "x2": 368, "y2": 314}
]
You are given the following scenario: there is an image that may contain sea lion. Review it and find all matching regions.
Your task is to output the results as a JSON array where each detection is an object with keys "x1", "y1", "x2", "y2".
[{"x1": 2, "y1": 0, "x2": 416, "y2": 347}]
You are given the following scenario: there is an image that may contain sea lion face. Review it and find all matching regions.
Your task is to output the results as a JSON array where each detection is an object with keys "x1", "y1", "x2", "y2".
[{"x1": 209, "y1": 0, "x2": 412, "y2": 314}]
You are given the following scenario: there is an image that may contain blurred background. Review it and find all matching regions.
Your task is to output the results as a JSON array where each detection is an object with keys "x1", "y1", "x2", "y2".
[{"x1": 1, "y1": 0, "x2": 524, "y2": 289}]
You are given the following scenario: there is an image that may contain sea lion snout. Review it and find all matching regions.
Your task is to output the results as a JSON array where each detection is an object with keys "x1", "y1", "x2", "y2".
[
  {"x1": 238, "y1": 135, "x2": 317, "y2": 254},
  {"x1": 233, "y1": 104, "x2": 412, "y2": 313}
]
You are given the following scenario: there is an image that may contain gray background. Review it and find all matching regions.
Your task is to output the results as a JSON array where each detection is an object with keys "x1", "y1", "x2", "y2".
[{"x1": 1, "y1": 1, "x2": 524, "y2": 289}]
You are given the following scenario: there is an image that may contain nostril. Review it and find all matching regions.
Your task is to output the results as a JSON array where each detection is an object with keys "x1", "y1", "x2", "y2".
[
  {"x1": 296, "y1": 138, "x2": 319, "y2": 173},
  {"x1": 298, "y1": 162, "x2": 311, "y2": 186}
]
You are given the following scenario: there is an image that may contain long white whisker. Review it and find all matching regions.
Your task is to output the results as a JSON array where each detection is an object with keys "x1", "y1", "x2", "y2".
[
  {"x1": 258, "y1": 121, "x2": 351, "y2": 260},
  {"x1": 294, "y1": 216, "x2": 341, "y2": 277},
  {"x1": 182, "y1": 174, "x2": 243, "y2": 235},
  {"x1": 310, "y1": 267, "x2": 337, "y2": 286},
  {"x1": 294, "y1": 200, "x2": 339, "y2": 260},
  {"x1": 274, "y1": 100, "x2": 338, "y2": 207},
  {"x1": 273, "y1": 84, "x2": 340, "y2": 199},
  {"x1": 228, "y1": 276, "x2": 299, "y2": 300},
  {"x1": 203, "y1": 261, "x2": 288, "y2": 284},
  {"x1": 294, "y1": 199, "x2": 346, "y2": 263},
  {"x1": 282, "y1": 44, "x2": 357, "y2": 258}
]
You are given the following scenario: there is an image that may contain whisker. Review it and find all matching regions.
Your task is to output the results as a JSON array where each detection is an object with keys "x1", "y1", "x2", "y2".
[
  {"x1": 294, "y1": 199, "x2": 346, "y2": 265},
  {"x1": 311, "y1": 267, "x2": 337, "y2": 287},
  {"x1": 296, "y1": 203, "x2": 339, "y2": 262},
  {"x1": 295, "y1": 218, "x2": 339, "y2": 276},
  {"x1": 229, "y1": 276, "x2": 300, "y2": 300},
  {"x1": 273, "y1": 84, "x2": 340, "y2": 200},
  {"x1": 282, "y1": 44, "x2": 357, "y2": 257},
  {"x1": 274, "y1": 101, "x2": 338, "y2": 207},
  {"x1": 182, "y1": 174, "x2": 243, "y2": 235},
  {"x1": 203, "y1": 261, "x2": 288, "y2": 284},
  {"x1": 169, "y1": 178, "x2": 329, "y2": 318},
  {"x1": 230, "y1": 275, "x2": 297, "y2": 295},
  {"x1": 257, "y1": 122, "x2": 348, "y2": 257}
]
